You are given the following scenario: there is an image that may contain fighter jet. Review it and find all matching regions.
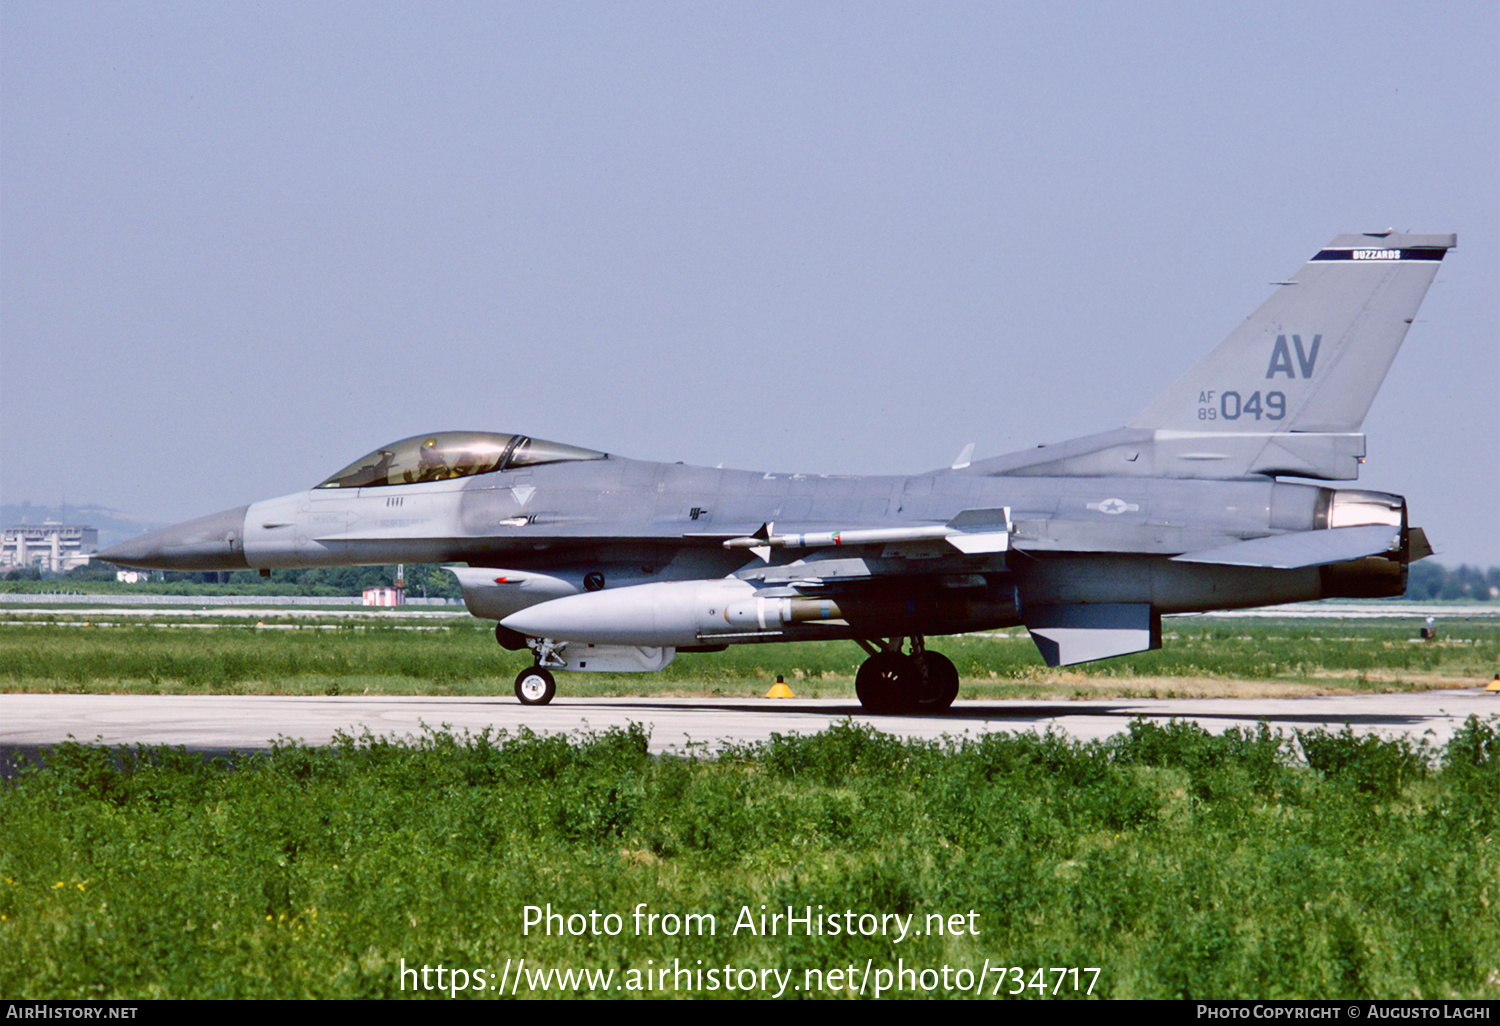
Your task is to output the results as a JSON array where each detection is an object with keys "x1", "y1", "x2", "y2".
[{"x1": 101, "y1": 231, "x2": 1453, "y2": 711}]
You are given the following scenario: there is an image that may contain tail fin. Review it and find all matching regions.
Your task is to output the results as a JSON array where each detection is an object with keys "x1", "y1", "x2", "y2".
[
  {"x1": 971, "y1": 231, "x2": 1455, "y2": 482},
  {"x1": 1130, "y1": 231, "x2": 1454, "y2": 439}
]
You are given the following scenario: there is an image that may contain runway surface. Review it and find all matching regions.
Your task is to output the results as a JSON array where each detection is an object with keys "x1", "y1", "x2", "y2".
[{"x1": 2, "y1": 690, "x2": 1495, "y2": 757}]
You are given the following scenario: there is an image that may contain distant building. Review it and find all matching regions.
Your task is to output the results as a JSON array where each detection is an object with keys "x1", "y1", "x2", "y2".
[
  {"x1": 1, "y1": 522, "x2": 99, "y2": 572},
  {"x1": 363, "y1": 586, "x2": 405, "y2": 607}
]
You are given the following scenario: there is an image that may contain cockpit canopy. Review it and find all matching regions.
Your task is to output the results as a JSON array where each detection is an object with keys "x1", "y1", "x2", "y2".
[{"x1": 315, "y1": 431, "x2": 605, "y2": 489}]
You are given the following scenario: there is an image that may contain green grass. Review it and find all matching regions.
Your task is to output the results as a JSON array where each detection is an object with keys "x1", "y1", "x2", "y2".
[
  {"x1": 1, "y1": 616, "x2": 1496, "y2": 698},
  {"x1": 1, "y1": 719, "x2": 1497, "y2": 998}
]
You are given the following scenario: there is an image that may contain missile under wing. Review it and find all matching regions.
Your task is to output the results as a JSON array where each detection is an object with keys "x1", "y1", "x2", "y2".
[{"x1": 101, "y1": 231, "x2": 1454, "y2": 711}]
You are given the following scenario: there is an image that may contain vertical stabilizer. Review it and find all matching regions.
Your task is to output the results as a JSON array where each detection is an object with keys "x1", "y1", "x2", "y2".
[
  {"x1": 964, "y1": 230, "x2": 1455, "y2": 481},
  {"x1": 1131, "y1": 231, "x2": 1454, "y2": 435}
]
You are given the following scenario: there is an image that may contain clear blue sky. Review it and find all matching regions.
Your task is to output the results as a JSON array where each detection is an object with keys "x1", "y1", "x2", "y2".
[{"x1": 3, "y1": 1, "x2": 1496, "y2": 564}]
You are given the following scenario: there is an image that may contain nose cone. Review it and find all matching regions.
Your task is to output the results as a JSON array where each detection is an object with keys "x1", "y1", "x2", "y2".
[{"x1": 98, "y1": 506, "x2": 250, "y2": 571}]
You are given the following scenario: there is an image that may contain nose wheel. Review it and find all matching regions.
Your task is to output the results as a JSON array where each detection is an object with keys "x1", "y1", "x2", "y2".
[
  {"x1": 514, "y1": 666, "x2": 557, "y2": 705},
  {"x1": 853, "y1": 638, "x2": 959, "y2": 714}
]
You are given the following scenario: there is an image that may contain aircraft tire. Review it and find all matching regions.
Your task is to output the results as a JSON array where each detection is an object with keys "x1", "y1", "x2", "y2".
[
  {"x1": 912, "y1": 651, "x2": 960, "y2": 711},
  {"x1": 855, "y1": 652, "x2": 908, "y2": 714},
  {"x1": 514, "y1": 666, "x2": 557, "y2": 705}
]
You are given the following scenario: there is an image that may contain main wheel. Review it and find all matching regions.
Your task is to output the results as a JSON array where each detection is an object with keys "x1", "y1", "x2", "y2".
[
  {"x1": 855, "y1": 652, "x2": 910, "y2": 714},
  {"x1": 514, "y1": 666, "x2": 556, "y2": 705},
  {"x1": 912, "y1": 651, "x2": 960, "y2": 711}
]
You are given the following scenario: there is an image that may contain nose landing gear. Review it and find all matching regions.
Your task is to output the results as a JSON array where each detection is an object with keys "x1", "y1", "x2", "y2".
[
  {"x1": 514, "y1": 665, "x2": 557, "y2": 705},
  {"x1": 511, "y1": 636, "x2": 568, "y2": 705},
  {"x1": 853, "y1": 637, "x2": 960, "y2": 714}
]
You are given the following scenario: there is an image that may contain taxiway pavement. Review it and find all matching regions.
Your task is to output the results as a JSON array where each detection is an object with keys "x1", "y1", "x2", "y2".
[{"x1": 2, "y1": 690, "x2": 1495, "y2": 758}]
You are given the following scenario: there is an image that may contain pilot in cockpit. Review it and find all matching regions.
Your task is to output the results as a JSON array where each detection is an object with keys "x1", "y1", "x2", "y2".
[{"x1": 415, "y1": 437, "x2": 449, "y2": 482}]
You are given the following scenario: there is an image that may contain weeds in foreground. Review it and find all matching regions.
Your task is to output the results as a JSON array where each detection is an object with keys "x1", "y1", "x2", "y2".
[{"x1": 1, "y1": 718, "x2": 1497, "y2": 999}]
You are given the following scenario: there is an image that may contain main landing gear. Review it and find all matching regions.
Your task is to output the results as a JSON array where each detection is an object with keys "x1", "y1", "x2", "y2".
[{"x1": 853, "y1": 636, "x2": 960, "y2": 714}]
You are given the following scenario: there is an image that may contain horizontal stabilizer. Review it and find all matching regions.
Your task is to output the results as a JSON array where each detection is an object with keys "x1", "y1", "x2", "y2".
[
  {"x1": 1170, "y1": 524, "x2": 1399, "y2": 569},
  {"x1": 1022, "y1": 603, "x2": 1161, "y2": 667}
]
